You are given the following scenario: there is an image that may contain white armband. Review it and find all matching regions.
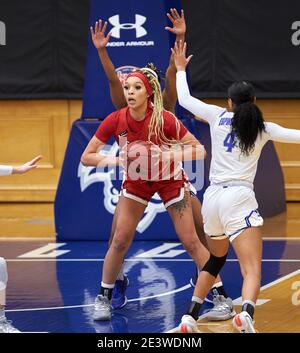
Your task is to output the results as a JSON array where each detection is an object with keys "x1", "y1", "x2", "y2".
[{"x1": 0, "y1": 165, "x2": 13, "y2": 176}]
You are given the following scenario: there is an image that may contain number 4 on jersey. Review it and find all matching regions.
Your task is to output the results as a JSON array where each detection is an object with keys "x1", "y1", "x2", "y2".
[{"x1": 223, "y1": 132, "x2": 236, "y2": 152}]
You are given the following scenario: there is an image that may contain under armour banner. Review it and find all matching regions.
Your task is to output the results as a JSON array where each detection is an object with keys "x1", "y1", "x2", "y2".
[{"x1": 81, "y1": 0, "x2": 181, "y2": 119}]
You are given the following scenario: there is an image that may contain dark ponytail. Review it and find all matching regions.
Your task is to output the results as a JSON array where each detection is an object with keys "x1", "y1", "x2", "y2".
[{"x1": 228, "y1": 81, "x2": 266, "y2": 156}]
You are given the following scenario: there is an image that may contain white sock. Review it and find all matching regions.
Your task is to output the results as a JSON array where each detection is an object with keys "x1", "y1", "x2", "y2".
[
  {"x1": 242, "y1": 299, "x2": 256, "y2": 308},
  {"x1": 0, "y1": 308, "x2": 5, "y2": 321},
  {"x1": 211, "y1": 281, "x2": 223, "y2": 289},
  {"x1": 101, "y1": 282, "x2": 115, "y2": 289},
  {"x1": 192, "y1": 296, "x2": 204, "y2": 304}
]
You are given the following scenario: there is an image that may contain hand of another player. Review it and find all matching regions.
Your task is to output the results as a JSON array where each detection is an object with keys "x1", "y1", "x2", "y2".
[
  {"x1": 119, "y1": 145, "x2": 128, "y2": 169},
  {"x1": 90, "y1": 19, "x2": 112, "y2": 50},
  {"x1": 13, "y1": 155, "x2": 42, "y2": 174},
  {"x1": 165, "y1": 9, "x2": 186, "y2": 37},
  {"x1": 171, "y1": 40, "x2": 193, "y2": 71}
]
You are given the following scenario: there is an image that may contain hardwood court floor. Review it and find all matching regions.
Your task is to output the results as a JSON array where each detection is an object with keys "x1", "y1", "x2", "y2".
[
  {"x1": 0, "y1": 210, "x2": 300, "y2": 333},
  {"x1": 0, "y1": 240, "x2": 299, "y2": 333}
]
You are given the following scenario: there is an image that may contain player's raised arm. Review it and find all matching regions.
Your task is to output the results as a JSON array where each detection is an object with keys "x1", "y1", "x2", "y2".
[
  {"x1": 172, "y1": 41, "x2": 225, "y2": 124},
  {"x1": 163, "y1": 9, "x2": 186, "y2": 112},
  {"x1": 90, "y1": 20, "x2": 127, "y2": 109}
]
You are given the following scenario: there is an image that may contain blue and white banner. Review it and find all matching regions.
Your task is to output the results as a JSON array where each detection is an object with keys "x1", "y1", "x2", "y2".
[{"x1": 82, "y1": 0, "x2": 181, "y2": 119}]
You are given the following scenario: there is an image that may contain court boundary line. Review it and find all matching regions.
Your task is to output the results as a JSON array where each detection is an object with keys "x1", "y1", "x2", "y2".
[
  {"x1": 5, "y1": 258, "x2": 300, "y2": 262},
  {"x1": 6, "y1": 284, "x2": 191, "y2": 313},
  {"x1": 166, "y1": 268, "x2": 300, "y2": 333}
]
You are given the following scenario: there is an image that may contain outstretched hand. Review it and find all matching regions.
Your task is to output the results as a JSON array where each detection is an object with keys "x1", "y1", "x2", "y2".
[
  {"x1": 13, "y1": 155, "x2": 42, "y2": 174},
  {"x1": 165, "y1": 9, "x2": 186, "y2": 38},
  {"x1": 90, "y1": 20, "x2": 112, "y2": 50},
  {"x1": 171, "y1": 40, "x2": 193, "y2": 71}
]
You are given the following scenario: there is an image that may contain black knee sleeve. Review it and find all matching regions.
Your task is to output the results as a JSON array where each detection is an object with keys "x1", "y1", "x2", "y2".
[{"x1": 202, "y1": 253, "x2": 227, "y2": 277}]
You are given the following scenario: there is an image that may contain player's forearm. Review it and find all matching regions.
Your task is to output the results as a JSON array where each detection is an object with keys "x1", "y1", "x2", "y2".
[
  {"x1": 98, "y1": 48, "x2": 126, "y2": 109},
  {"x1": 267, "y1": 122, "x2": 300, "y2": 144},
  {"x1": 98, "y1": 48, "x2": 119, "y2": 83},
  {"x1": 163, "y1": 144, "x2": 206, "y2": 163},
  {"x1": 164, "y1": 30, "x2": 186, "y2": 107},
  {"x1": 163, "y1": 64, "x2": 177, "y2": 112},
  {"x1": 81, "y1": 153, "x2": 119, "y2": 167}
]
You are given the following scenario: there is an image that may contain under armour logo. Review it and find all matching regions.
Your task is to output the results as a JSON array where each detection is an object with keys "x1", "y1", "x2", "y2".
[{"x1": 108, "y1": 14, "x2": 147, "y2": 39}]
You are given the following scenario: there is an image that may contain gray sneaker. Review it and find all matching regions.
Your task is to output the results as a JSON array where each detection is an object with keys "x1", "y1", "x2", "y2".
[
  {"x1": 0, "y1": 318, "x2": 21, "y2": 333},
  {"x1": 206, "y1": 295, "x2": 236, "y2": 321},
  {"x1": 93, "y1": 295, "x2": 112, "y2": 321}
]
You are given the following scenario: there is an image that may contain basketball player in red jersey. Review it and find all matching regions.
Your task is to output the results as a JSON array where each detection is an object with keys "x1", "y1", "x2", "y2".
[
  {"x1": 81, "y1": 65, "x2": 212, "y2": 320},
  {"x1": 88, "y1": 9, "x2": 235, "y2": 321}
]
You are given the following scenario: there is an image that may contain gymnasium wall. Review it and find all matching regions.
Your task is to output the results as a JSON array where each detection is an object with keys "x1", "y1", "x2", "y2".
[
  {"x1": 1, "y1": 0, "x2": 300, "y2": 237},
  {"x1": 0, "y1": 98, "x2": 300, "y2": 238}
]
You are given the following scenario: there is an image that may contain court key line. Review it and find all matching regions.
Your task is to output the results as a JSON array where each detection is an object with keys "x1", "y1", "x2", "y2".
[
  {"x1": 6, "y1": 284, "x2": 191, "y2": 313},
  {"x1": 5, "y1": 258, "x2": 300, "y2": 262}
]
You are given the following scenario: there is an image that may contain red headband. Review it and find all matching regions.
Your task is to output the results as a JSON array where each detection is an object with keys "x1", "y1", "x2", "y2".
[{"x1": 126, "y1": 72, "x2": 153, "y2": 96}]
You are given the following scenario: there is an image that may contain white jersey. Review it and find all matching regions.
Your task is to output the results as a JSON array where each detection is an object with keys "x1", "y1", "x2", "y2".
[
  {"x1": 0, "y1": 165, "x2": 13, "y2": 176},
  {"x1": 176, "y1": 71, "x2": 300, "y2": 186}
]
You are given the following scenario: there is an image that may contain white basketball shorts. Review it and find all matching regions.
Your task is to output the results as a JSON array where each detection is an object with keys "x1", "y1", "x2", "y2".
[{"x1": 201, "y1": 184, "x2": 263, "y2": 242}]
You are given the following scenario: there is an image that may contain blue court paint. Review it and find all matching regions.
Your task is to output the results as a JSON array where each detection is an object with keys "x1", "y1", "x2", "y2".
[{"x1": 2, "y1": 240, "x2": 299, "y2": 332}]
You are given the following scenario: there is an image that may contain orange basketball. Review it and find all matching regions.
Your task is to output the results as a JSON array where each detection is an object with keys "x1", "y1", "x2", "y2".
[
  {"x1": 126, "y1": 140, "x2": 154, "y2": 162},
  {"x1": 124, "y1": 140, "x2": 161, "y2": 180}
]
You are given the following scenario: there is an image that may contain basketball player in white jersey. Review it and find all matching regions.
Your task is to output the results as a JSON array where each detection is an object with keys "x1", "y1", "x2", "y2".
[
  {"x1": 0, "y1": 155, "x2": 42, "y2": 333},
  {"x1": 172, "y1": 40, "x2": 300, "y2": 333}
]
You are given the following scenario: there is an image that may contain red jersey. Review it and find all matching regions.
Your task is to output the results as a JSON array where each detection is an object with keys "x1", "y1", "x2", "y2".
[
  {"x1": 95, "y1": 106, "x2": 187, "y2": 147},
  {"x1": 95, "y1": 106, "x2": 188, "y2": 182}
]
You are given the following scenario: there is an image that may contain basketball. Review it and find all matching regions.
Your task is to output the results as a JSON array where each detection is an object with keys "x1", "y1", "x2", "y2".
[
  {"x1": 126, "y1": 140, "x2": 154, "y2": 162},
  {"x1": 123, "y1": 140, "x2": 161, "y2": 180}
]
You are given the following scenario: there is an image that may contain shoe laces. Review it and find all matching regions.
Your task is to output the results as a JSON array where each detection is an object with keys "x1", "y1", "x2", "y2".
[
  {"x1": 212, "y1": 295, "x2": 232, "y2": 311},
  {"x1": 95, "y1": 295, "x2": 110, "y2": 310}
]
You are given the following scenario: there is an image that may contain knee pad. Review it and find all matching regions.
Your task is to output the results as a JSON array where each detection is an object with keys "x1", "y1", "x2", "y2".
[
  {"x1": 202, "y1": 253, "x2": 227, "y2": 277},
  {"x1": 0, "y1": 257, "x2": 8, "y2": 291}
]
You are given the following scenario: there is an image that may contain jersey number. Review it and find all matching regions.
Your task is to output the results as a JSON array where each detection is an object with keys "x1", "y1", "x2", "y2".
[{"x1": 223, "y1": 132, "x2": 236, "y2": 152}]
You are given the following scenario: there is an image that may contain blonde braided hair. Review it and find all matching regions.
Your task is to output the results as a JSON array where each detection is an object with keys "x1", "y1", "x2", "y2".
[{"x1": 137, "y1": 67, "x2": 182, "y2": 146}]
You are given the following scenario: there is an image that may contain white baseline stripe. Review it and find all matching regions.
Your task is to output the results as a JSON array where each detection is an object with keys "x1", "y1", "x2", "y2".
[
  {"x1": 260, "y1": 268, "x2": 300, "y2": 291},
  {"x1": 6, "y1": 284, "x2": 191, "y2": 313},
  {"x1": 5, "y1": 258, "x2": 300, "y2": 262},
  {"x1": 263, "y1": 237, "x2": 300, "y2": 241},
  {"x1": 166, "y1": 268, "x2": 300, "y2": 333},
  {"x1": 232, "y1": 268, "x2": 300, "y2": 305}
]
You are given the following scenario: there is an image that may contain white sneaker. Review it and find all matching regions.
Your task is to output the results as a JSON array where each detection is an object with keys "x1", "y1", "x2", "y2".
[
  {"x1": 206, "y1": 295, "x2": 236, "y2": 321},
  {"x1": 232, "y1": 311, "x2": 256, "y2": 333},
  {"x1": 0, "y1": 318, "x2": 21, "y2": 333},
  {"x1": 179, "y1": 315, "x2": 200, "y2": 333},
  {"x1": 93, "y1": 295, "x2": 111, "y2": 321}
]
